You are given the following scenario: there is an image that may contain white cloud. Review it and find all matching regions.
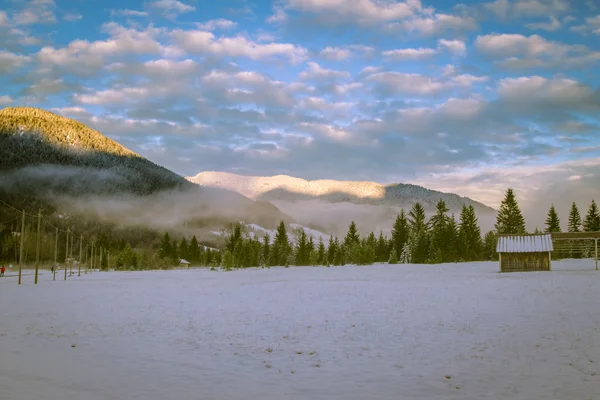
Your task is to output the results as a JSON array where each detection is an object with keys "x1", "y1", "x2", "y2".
[
  {"x1": 171, "y1": 30, "x2": 307, "y2": 63},
  {"x1": 366, "y1": 71, "x2": 486, "y2": 96},
  {"x1": 571, "y1": 15, "x2": 600, "y2": 35},
  {"x1": 13, "y1": 0, "x2": 57, "y2": 25},
  {"x1": 74, "y1": 87, "x2": 150, "y2": 105},
  {"x1": 319, "y1": 46, "x2": 352, "y2": 60},
  {"x1": 437, "y1": 39, "x2": 466, "y2": 56},
  {"x1": 394, "y1": 13, "x2": 478, "y2": 36},
  {"x1": 110, "y1": 9, "x2": 149, "y2": 17},
  {"x1": 0, "y1": 11, "x2": 9, "y2": 26},
  {"x1": 299, "y1": 62, "x2": 351, "y2": 81},
  {"x1": 475, "y1": 33, "x2": 600, "y2": 69},
  {"x1": 483, "y1": 0, "x2": 569, "y2": 19},
  {"x1": 382, "y1": 47, "x2": 437, "y2": 60},
  {"x1": 0, "y1": 95, "x2": 13, "y2": 105},
  {"x1": 282, "y1": 0, "x2": 421, "y2": 25},
  {"x1": 496, "y1": 76, "x2": 597, "y2": 108},
  {"x1": 196, "y1": 19, "x2": 237, "y2": 31},
  {"x1": 525, "y1": 16, "x2": 561, "y2": 31},
  {"x1": 0, "y1": 51, "x2": 30, "y2": 73},
  {"x1": 147, "y1": 0, "x2": 195, "y2": 16},
  {"x1": 63, "y1": 13, "x2": 83, "y2": 22}
]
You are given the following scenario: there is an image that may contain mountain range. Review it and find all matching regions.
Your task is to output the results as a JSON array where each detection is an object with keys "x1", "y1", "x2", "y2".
[
  {"x1": 0, "y1": 106, "x2": 497, "y2": 239},
  {"x1": 187, "y1": 172, "x2": 498, "y2": 236}
]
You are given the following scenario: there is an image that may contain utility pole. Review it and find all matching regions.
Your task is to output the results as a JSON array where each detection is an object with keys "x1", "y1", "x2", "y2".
[
  {"x1": 85, "y1": 243, "x2": 88, "y2": 274},
  {"x1": 64, "y1": 228, "x2": 69, "y2": 281},
  {"x1": 18, "y1": 210, "x2": 25, "y2": 285},
  {"x1": 70, "y1": 232, "x2": 74, "y2": 276},
  {"x1": 91, "y1": 242, "x2": 94, "y2": 273},
  {"x1": 34, "y1": 210, "x2": 41, "y2": 285},
  {"x1": 595, "y1": 238, "x2": 598, "y2": 271},
  {"x1": 78, "y1": 235, "x2": 83, "y2": 276},
  {"x1": 54, "y1": 227, "x2": 58, "y2": 281}
]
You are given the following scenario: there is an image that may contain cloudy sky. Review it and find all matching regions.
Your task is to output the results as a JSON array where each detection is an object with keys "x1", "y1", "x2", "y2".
[{"x1": 1, "y1": 0, "x2": 599, "y2": 213}]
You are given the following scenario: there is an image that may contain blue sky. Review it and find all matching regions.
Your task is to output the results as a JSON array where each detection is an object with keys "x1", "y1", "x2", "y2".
[{"x1": 1, "y1": 0, "x2": 599, "y2": 213}]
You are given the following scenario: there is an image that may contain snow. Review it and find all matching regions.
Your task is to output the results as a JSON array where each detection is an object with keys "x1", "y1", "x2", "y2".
[
  {"x1": 2, "y1": 260, "x2": 600, "y2": 400},
  {"x1": 497, "y1": 234, "x2": 553, "y2": 253}
]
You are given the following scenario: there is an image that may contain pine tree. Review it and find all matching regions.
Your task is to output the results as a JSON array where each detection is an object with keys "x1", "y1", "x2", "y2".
[
  {"x1": 445, "y1": 214, "x2": 459, "y2": 262},
  {"x1": 188, "y1": 235, "x2": 199, "y2": 263},
  {"x1": 179, "y1": 238, "x2": 189, "y2": 262},
  {"x1": 458, "y1": 204, "x2": 482, "y2": 261},
  {"x1": 221, "y1": 250, "x2": 234, "y2": 271},
  {"x1": 545, "y1": 204, "x2": 561, "y2": 233},
  {"x1": 295, "y1": 229, "x2": 310, "y2": 266},
  {"x1": 428, "y1": 199, "x2": 449, "y2": 263},
  {"x1": 388, "y1": 248, "x2": 398, "y2": 264},
  {"x1": 327, "y1": 235, "x2": 336, "y2": 265},
  {"x1": 408, "y1": 203, "x2": 427, "y2": 233},
  {"x1": 568, "y1": 202, "x2": 582, "y2": 232},
  {"x1": 158, "y1": 232, "x2": 172, "y2": 259},
  {"x1": 482, "y1": 231, "x2": 498, "y2": 261},
  {"x1": 390, "y1": 210, "x2": 409, "y2": 258},
  {"x1": 408, "y1": 203, "x2": 429, "y2": 263},
  {"x1": 225, "y1": 223, "x2": 244, "y2": 254},
  {"x1": 376, "y1": 231, "x2": 388, "y2": 262},
  {"x1": 399, "y1": 242, "x2": 411, "y2": 263},
  {"x1": 270, "y1": 221, "x2": 290, "y2": 266},
  {"x1": 583, "y1": 200, "x2": 600, "y2": 232},
  {"x1": 262, "y1": 234, "x2": 270, "y2": 266},
  {"x1": 495, "y1": 188, "x2": 526, "y2": 234},
  {"x1": 317, "y1": 237, "x2": 326, "y2": 265},
  {"x1": 344, "y1": 221, "x2": 360, "y2": 248},
  {"x1": 333, "y1": 240, "x2": 344, "y2": 266}
]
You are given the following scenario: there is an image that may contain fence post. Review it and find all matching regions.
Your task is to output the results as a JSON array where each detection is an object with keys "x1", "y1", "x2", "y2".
[
  {"x1": 18, "y1": 210, "x2": 25, "y2": 285},
  {"x1": 34, "y1": 210, "x2": 41, "y2": 285},
  {"x1": 595, "y1": 238, "x2": 598, "y2": 271}
]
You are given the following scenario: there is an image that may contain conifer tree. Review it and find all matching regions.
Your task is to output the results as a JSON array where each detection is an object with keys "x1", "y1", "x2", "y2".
[
  {"x1": 179, "y1": 238, "x2": 189, "y2": 262},
  {"x1": 317, "y1": 237, "x2": 326, "y2": 265},
  {"x1": 221, "y1": 250, "x2": 234, "y2": 271},
  {"x1": 188, "y1": 236, "x2": 200, "y2": 263},
  {"x1": 458, "y1": 204, "x2": 482, "y2": 261},
  {"x1": 376, "y1": 231, "x2": 388, "y2": 262},
  {"x1": 391, "y1": 210, "x2": 409, "y2": 258},
  {"x1": 428, "y1": 199, "x2": 449, "y2": 263},
  {"x1": 262, "y1": 234, "x2": 270, "y2": 266},
  {"x1": 388, "y1": 248, "x2": 398, "y2": 264},
  {"x1": 344, "y1": 221, "x2": 360, "y2": 248},
  {"x1": 408, "y1": 202, "x2": 429, "y2": 263},
  {"x1": 482, "y1": 231, "x2": 498, "y2": 261},
  {"x1": 270, "y1": 221, "x2": 290, "y2": 266},
  {"x1": 327, "y1": 235, "x2": 336, "y2": 265},
  {"x1": 295, "y1": 229, "x2": 311, "y2": 266},
  {"x1": 445, "y1": 214, "x2": 459, "y2": 262},
  {"x1": 568, "y1": 202, "x2": 582, "y2": 232},
  {"x1": 495, "y1": 188, "x2": 526, "y2": 234},
  {"x1": 545, "y1": 204, "x2": 561, "y2": 233},
  {"x1": 158, "y1": 232, "x2": 172, "y2": 259},
  {"x1": 583, "y1": 200, "x2": 600, "y2": 232},
  {"x1": 334, "y1": 242, "x2": 345, "y2": 266}
]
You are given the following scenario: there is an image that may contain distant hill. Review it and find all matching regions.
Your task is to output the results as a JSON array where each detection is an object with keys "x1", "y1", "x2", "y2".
[
  {"x1": 0, "y1": 107, "x2": 290, "y2": 231},
  {"x1": 187, "y1": 171, "x2": 498, "y2": 235}
]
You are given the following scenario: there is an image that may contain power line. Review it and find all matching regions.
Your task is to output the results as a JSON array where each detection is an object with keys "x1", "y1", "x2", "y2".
[{"x1": 0, "y1": 198, "x2": 70, "y2": 233}]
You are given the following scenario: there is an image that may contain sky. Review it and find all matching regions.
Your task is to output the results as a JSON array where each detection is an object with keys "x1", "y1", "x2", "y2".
[{"x1": 1, "y1": 0, "x2": 599, "y2": 215}]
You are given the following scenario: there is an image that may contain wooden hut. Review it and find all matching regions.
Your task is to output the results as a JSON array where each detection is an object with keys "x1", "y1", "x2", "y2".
[{"x1": 496, "y1": 234, "x2": 553, "y2": 272}]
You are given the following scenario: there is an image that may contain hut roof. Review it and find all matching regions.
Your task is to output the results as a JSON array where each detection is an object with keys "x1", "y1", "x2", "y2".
[
  {"x1": 179, "y1": 259, "x2": 190, "y2": 264},
  {"x1": 496, "y1": 234, "x2": 553, "y2": 253}
]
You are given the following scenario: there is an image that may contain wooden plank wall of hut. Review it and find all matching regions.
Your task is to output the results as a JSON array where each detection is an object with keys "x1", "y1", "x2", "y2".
[{"x1": 500, "y1": 252, "x2": 550, "y2": 272}]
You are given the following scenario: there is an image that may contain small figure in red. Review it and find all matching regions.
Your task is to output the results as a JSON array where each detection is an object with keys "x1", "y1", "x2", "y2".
[{"x1": 0, "y1": 265, "x2": 5, "y2": 277}]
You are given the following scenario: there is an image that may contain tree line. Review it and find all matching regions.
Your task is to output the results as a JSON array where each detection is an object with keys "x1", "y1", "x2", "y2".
[{"x1": 1, "y1": 188, "x2": 598, "y2": 269}]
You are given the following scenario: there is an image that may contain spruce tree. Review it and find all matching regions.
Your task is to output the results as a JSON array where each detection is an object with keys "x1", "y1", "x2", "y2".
[
  {"x1": 458, "y1": 204, "x2": 482, "y2": 261},
  {"x1": 221, "y1": 250, "x2": 234, "y2": 271},
  {"x1": 317, "y1": 237, "x2": 326, "y2": 265},
  {"x1": 390, "y1": 210, "x2": 409, "y2": 260},
  {"x1": 545, "y1": 204, "x2": 561, "y2": 233},
  {"x1": 344, "y1": 221, "x2": 360, "y2": 248},
  {"x1": 495, "y1": 188, "x2": 526, "y2": 234},
  {"x1": 179, "y1": 238, "x2": 189, "y2": 262},
  {"x1": 388, "y1": 248, "x2": 398, "y2": 264},
  {"x1": 428, "y1": 199, "x2": 449, "y2": 263},
  {"x1": 295, "y1": 229, "x2": 310, "y2": 266},
  {"x1": 271, "y1": 221, "x2": 290, "y2": 266},
  {"x1": 188, "y1": 236, "x2": 200, "y2": 263},
  {"x1": 445, "y1": 214, "x2": 459, "y2": 262},
  {"x1": 158, "y1": 232, "x2": 171, "y2": 259},
  {"x1": 568, "y1": 202, "x2": 582, "y2": 232},
  {"x1": 482, "y1": 231, "x2": 498, "y2": 261},
  {"x1": 327, "y1": 235, "x2": 336, "y2": 265},
  {"x1": 376, "y1": 231, "x2": 388, "y2": 262},
  {"x1": 262, "y1": 234, "x2": 270, "y2": 266},
  {"x1": 408, "y1": 203, "x2": 429, "y2": 263},
  {"x1": 583, "y1": 200, "x2": 600, "y2": 232}
]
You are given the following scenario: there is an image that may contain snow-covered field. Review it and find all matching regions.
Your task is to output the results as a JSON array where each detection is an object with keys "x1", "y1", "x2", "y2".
[{"x1": 1, "y1": 260, "x2": 600, "y2": 400}]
